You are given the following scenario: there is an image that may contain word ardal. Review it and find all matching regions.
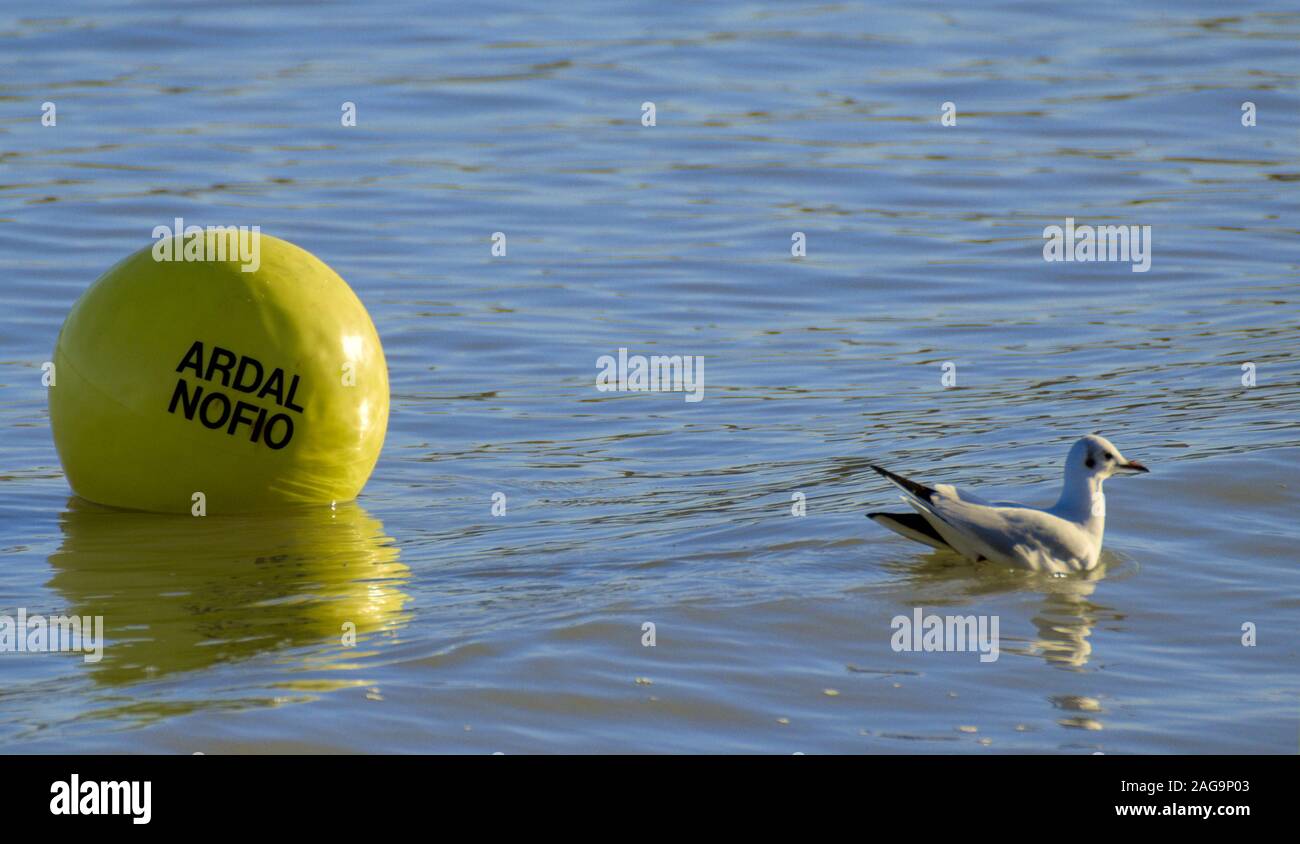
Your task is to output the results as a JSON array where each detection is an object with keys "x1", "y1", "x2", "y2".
[
  {"x1": 596, "y1": 348, "x2": 704, "y2": 403},
  {"x1": 1043, "y1": 217, "x2": 1151, "y2": 273},
  {"x1": 151, "y1": 217, "x2": 261, "y2": 272},
  {"x1": 168, "y1": 340, "x2": 304, "y2": 450},
  {"x1": 50, "y1": 775, "x2": 151, "y2": 825}
]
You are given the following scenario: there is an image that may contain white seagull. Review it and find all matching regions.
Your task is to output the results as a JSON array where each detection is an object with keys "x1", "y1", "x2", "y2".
[{"x1": 868, "y1": 435, "x2": 1149, "y2": 573}]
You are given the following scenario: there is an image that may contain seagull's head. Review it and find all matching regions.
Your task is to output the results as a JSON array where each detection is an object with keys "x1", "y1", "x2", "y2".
[{"x1": 1070, "y1": 434, "x2": 1149, "y2": 481}]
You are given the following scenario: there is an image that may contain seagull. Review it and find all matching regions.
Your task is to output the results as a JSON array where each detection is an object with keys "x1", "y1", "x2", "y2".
[{"x1": 868, "y1": 435, "x2": 1149, "y2": 573}]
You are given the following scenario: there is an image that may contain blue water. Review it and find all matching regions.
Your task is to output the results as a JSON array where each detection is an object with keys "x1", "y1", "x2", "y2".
[{"x1": 0, "y1": 1, "x2": 1297, "y2": 753}]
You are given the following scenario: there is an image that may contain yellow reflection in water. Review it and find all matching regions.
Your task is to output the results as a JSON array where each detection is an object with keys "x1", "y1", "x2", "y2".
[{"x1": 46, "y1": 499, "x2": 409, "y2": 687}]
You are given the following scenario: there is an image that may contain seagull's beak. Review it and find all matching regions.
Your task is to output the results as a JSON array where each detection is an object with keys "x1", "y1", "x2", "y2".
[{"x1": 1119, "y1": 459, "x2": 1150, "y2": 474}]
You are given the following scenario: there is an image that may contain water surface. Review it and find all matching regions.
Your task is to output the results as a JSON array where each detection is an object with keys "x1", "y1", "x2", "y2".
[{"x1": 0, "y1": 1, "x2": 1297, "y2": 753}]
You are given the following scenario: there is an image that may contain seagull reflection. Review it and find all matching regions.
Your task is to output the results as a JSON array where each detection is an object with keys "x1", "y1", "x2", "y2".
[{"x1": 887, "y1": 550, "x2": 1118, "y2": 671}]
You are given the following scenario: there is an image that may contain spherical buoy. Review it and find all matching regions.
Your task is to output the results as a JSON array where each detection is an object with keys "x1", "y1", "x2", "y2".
[{"x1": 49, "y1": 231, "x2": 389, "y2": 513}]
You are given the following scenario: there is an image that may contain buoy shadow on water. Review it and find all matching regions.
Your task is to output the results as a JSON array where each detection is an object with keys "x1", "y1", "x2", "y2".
[{"x1": 46, "y1": 498, "x2": 410, "y2": 687}]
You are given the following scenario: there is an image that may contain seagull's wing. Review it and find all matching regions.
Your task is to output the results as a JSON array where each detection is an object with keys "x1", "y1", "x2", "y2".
[
  {"x1": 907, "y1": 495, "x2": 1096, "y2": 572},
  {"x1": 870, "y1": 464, "x2": 1095, "y2": 571},
  {"x1": 931, "y1": 482, "x2": 997, "y2": 506},
  {"x1": 868, "y1": 466, "x2": 978, "y2": 556},
  {"x1": 867, "y1": 511, "x2": 951, "y2": 551},
  {"x1": 871, "y1": 465, "x2": 995, "y2": 507}
]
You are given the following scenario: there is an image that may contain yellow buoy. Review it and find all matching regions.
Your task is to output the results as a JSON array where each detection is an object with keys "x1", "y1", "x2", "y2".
[{"x1": 49, "y1": 231, "x2": 389, "y2": 513}]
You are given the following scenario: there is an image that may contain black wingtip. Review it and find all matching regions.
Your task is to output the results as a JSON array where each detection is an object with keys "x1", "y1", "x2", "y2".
[
  {"x1": 867, "y1": 510, "x2": 951, "y2": 549},
  {"x1": 870, "y1": 464, "x2": 936, "y2": 503}
]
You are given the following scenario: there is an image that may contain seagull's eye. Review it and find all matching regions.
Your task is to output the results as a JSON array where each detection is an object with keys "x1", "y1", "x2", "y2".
[
  {"x1": 1085, "y1": 456, "x2": 1095, "y2": 469},
  {"x1": 1105, "y1": 452, "x2": 1114, "y2": 461}
]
